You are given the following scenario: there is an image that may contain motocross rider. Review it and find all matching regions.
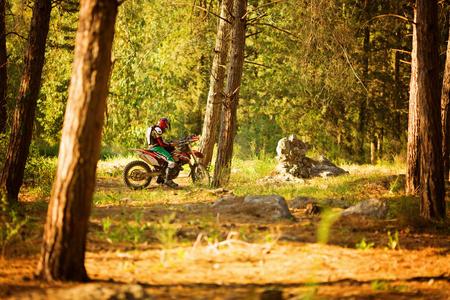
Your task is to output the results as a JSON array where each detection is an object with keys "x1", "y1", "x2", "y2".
[{"x1": 146, "y1": 117, "x2": 179, "y2": 188}]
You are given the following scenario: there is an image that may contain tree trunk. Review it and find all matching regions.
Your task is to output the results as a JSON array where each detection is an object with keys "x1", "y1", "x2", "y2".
[
  {"x1": 377, "y1": 128, "x2": 383, "y2": 158},
  {"x1": 441, "y1": 12, "x2": 450, "y2": 180},
  {"x1": 393, "y1": 27, "x2": 402, "y2": 142},
  {"x1": 357, "y1": 25, "x2": 370, "y2": 161},
  {"x1": 37, "y1": 0, "x2": 118, "y2": 281},
  {"x1": 198, "y1": 0, "x2": 233, "y2": 168},
  {"x1": 406, "y1": 10, "x2": 420, "y2": 195},
  {"x1": 370, "y1": 136, "x2": 377, "y2": 164},
  {"x1": 0, "y1": 0, "x2": 52, "y2": 204},
  {"x1": 212, "y1": 0, "x2": 246, "y2": 187},
  {"x1": 416, "y1": 0, "x2": 446, "y2": 220},
  {"x1": 0, "y1": 0, "x2": 7, "y2": 134}
]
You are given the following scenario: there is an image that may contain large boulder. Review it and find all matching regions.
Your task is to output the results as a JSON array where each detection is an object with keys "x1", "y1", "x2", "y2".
[
  {"x1": 289, "y1": 196, "x2": 352, "y2": 209},
  {"x1": 262, "y1": 135, "x2": 348, "y2": 182},
  {"x1": 341, "y1": 198, "x2": 389, "y2": 219},
  {"x1": 309, "y1": 155, "x2": 348, "y2": 178},
  {"x1": 211, "y1": 195, "x2": 294, "y2": 220},
  {"x1": 276, "y1": 135, "x2": 309, "y2": 162}
]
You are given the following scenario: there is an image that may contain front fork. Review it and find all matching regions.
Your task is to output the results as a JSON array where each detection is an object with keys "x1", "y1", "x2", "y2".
[{"x1": 187, "y1": 142, "x2": 200, "y2": 177}]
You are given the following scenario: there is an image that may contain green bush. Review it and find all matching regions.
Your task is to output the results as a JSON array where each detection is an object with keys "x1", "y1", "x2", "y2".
[
  {"x1": 38, "y1": 145, "x2": 60, "y2": 157},
  {"x1": 0, "y1": 133, "x2": 8, "y2": 171},
  {"x1": 24, "y1": 155, "x2": 58, "y2": 196}
]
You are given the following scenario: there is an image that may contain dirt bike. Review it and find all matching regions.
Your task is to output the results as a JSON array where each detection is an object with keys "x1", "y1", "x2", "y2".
[{"x1": 122, "y1": 135, "x2": 210, "y2": 189}]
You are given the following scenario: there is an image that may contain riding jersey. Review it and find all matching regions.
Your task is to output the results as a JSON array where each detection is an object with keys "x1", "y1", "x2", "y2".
[
  {"x1": 146, "y1": 125, "x2": 171, "y2": 148},
  {"x1": 146, "y1": 125, "x2": 175, "y2": 164}
]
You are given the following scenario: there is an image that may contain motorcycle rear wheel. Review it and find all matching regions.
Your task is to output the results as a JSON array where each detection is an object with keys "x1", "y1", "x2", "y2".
[
  {"x1": 190, "y1": 163, "x2": 210, "y2": 187},
  {"x1": 123, "y1": 160, "x2": 152, "y2": 190}
]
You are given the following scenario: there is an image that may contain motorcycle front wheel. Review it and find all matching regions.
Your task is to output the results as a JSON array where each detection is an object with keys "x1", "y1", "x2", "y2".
[
  {"x1": 190, "y1": 163, "x2": 210, "y2": 187},
  {"x1": 122, "y1": 160, "x2": 152, "y2": 190}
]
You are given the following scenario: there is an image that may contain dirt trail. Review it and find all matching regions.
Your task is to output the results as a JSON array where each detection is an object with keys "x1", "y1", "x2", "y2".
[{"x1": 1, "y1": 177, "x2": 450, "y2": 300}]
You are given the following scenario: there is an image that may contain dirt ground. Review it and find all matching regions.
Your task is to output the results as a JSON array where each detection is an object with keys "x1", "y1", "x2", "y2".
[{"x1": 1, "y1": 173, "x2": 450, "y2": 300}]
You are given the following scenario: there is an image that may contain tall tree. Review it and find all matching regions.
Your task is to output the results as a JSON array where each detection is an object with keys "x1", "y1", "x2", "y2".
[
  {"x1": 441, "y1": 13, "x2": 450, "y2": 180},
  {"x1": 198, "y1": 0, "x2": 233, "y2": 168},
  {"x1": 357, "y1": 0, "x2": 371, "y2": 161},
  {"x1": 212, "y1": 0, "x2": 246, "y2": 187},
  {"x1": 37, "y1": 0, "x2": 118, "y2": 281},
  {"x1": 0, "y1": 0, "x2": 6, "y2": 134},
  {"x1": 416, "y1": 0, "x2": 446, "y2": 220},
  {"x1": 406, "y1": 10, "x2": 420, "y2": 195},
  {"x1": 0, "y1": 0, "x2": 52, "y2": 204}
]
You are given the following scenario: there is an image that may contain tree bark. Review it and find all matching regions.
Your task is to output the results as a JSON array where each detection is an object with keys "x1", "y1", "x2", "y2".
[
  {"x1": 406, "y1": 10, "x2": 420, "y2": 195},
  {"x1": 0, "y1": 0, "x2": 7, "y2": 134},
  {"x1": 370, "y1": 135, "x2": 377, "y2": 164},
  {"x1": 357, "y1": 0, "x2": 371, "y2": 162},
  {"x1": 37, "y1": 0, "x2": 118, "y2": 281},
  {"x1": 416, "y1": 0, "x2": 446, "y2": 220},
  {"x1": 212, "y1": 0, "x2": 246, "y2": 187},
  {"x1": 198, "y1": 0, "x2": 233, "y2": 168},
  {"x1": 357, "y1": 24, "x2": 370, "y2": 161},
  {"x1": 393, "y1": 27, "x2": 402, "y2": 142},
  {"x1": 0, "y1": 0, "x2": 52, "y2": 204},
  {"x1": 441, "y1": 12, "x2": 450, "y2": 180}
]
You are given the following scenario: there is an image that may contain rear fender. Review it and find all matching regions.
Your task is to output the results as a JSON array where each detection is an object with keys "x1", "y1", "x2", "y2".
[
  {"x1": 129, "y1": 149, "x2": 162, "y2": 166},
  {"x1": 193, "y1": 150, "x2": 204, "y2": 158}
]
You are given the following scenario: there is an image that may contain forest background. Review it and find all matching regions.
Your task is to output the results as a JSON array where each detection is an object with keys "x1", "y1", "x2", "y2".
[
  {"x1": 1, "y1": 0, "x2": 450, "y2": 296},
  {"x1": 1, "y1": 0, "x2": 433, "y2": 166}
]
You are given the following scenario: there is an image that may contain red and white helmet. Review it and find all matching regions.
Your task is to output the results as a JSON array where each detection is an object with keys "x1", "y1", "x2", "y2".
[{"x1": 158, "y1": 117, "x2": 171, "y2": 132}]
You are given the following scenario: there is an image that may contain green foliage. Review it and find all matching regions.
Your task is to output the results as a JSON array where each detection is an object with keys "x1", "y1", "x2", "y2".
[
  {"x1": 154, "y1": 212, "x2": 178, "y2": 249},
  {"x1": 37, "y1": 3, "x2": 78, "y2": 146},
  {"x1": 101, "y1": 211, "x2": 150, "y2": 246},
  {"x1": 0, "y1": 133, "x2": 8, "y2": 170},
  {"x1": 102, "y1": 0, "x2": 217, "y2": 150},
  {"x1": 387, "y1": 195, "x2": 421, "y2": 224},
  {"x1": 98, "y1": 209, "x2": 181, "y2": 250},
  {"x1": 24, "y1": 152, "x2": 58, "y2": 197},
  {"x1": 356, "y1": 237, "x2": 375, "y2": 250},
  {"x1": 389, "y1": 175, "x2": 405, "y2": 194},
  {"x1": 386, "y1": 230, "x2": 400, "y2": 250},
  {"x1": 0, "y1": 192, "x2": 31, "y2": 257},
  {"x1": 38, "y1": 144, "x2": 59, "y2": 157},
  {"x1": 10, "y1": 0, "x2": 422, "y2": 163},
  {"x1": 317, "y1": 210, "x2": 341, "y2": 244}
]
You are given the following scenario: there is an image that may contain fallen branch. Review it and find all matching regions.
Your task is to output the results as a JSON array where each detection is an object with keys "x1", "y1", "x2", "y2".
[{"x1": 190, "y1": 231, "x2": 280, "y2": 256}]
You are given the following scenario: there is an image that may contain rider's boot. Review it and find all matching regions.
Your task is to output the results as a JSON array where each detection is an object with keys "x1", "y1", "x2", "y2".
[
  {"x1": 156, "y1": 176, "x2": 164, "y2": 184},
  {"x1": 164, "y1": 167, "x2": 179, "y2": 188}
]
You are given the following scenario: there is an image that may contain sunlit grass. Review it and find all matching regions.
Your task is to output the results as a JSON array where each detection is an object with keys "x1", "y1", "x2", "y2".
[
  {"x1": 219, "y1": 157, "x2": 407, "y2": 202},
  {"x1": 31, "y1": 153, "x2": 409, "y2": 210},
  {"x1": 95, "y1": 154, "x2": 420, "y2": 226},
  {"x1": 97, "y1": 154, "x2": 408, "y2": 198}
]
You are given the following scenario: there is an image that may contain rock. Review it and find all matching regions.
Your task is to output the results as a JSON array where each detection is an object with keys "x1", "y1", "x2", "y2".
[
  {"x1": 289, "y1": 196, "x2": 352, "y2": 209},
  {"x1": 210, "y1": 197, "x2": 242, "y2": 210},
  {"x1": 309, "y1": 155, "x2": 348, "y2": 178},
  {"x1": 341, "y1": 198, "x2": 389, "y2": 219},
  {"x1": 207, "y1": 188, "x2": 234, "y2": 196},
  {"x1": 262, "y1": 136, "x2": 347, "y2": 183},
  {"x1": 276, "y1": 134, "x2": 308, "y2": 163},
  {"x1": 243, "y1": 195, "x2": 293, "y2": 220},
  {"x1": 310, "y1": 155, "x2": 336, "y2": 167},
  {"x1": 305, "y1": 203, "x2": 323, "y2": 215},
  {"x1": 211, "y1": 195, "x2": 294, "y2": 220}
]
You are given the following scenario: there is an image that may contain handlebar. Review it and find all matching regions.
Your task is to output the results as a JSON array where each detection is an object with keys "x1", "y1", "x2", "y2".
[{"x1": 177, "y1": 134, "x2": 199, "y2": 146}]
